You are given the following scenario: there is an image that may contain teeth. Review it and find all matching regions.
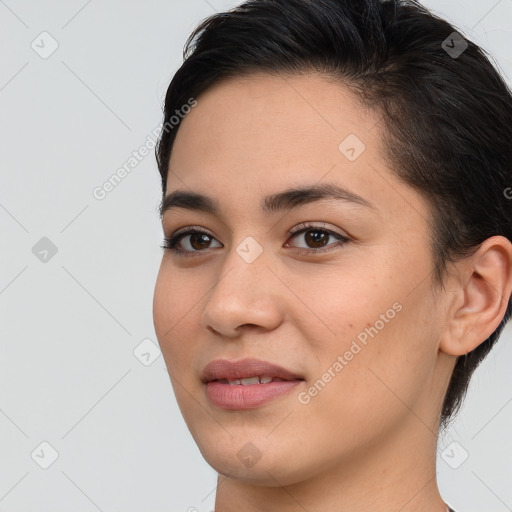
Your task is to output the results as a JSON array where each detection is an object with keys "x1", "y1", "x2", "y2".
[
  {"x1": 240, "y1": 376, "x2": 260, "y2": 385},
  {"x1": 223, "y1": 375, "x2": 276, "y2": 385}
]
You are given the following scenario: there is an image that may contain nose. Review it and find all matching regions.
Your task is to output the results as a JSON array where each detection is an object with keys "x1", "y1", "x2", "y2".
[{"x1": 199, "y1": 238, "x2": 283, "y2": 338}]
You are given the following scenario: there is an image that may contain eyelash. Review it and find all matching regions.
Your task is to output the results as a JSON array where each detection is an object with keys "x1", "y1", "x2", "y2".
[{"x1": 160, "y1": 222, "x2": 350, "y2": 257}]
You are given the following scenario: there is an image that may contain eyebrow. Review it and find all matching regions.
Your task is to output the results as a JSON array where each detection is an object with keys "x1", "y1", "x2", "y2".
[{"x1": 159, "y1": 182, "x2": 376, "y2": 218}]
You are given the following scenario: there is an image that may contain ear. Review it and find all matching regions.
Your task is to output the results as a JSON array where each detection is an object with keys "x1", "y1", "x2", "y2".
[{"x1": 439, "y1": 236, "x2": 512, "y2": 356}]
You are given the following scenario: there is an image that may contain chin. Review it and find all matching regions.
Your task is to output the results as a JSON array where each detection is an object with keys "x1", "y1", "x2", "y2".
[{"x1": 194, "y1": 433, "x2": 314, "y2": 487}]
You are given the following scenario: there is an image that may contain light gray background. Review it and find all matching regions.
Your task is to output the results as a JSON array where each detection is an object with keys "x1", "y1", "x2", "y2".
[{"x1": 0, "y1": 1, "x2": 511, "y2": 511}]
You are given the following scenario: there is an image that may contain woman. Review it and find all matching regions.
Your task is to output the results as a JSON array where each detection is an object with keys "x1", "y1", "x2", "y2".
[{"x1": 152, "y1": 0, "x2": 512, "y2": 510}]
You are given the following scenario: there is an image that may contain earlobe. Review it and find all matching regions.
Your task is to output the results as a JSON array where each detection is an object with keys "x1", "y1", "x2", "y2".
[{"x1": 439, "y1": 236, "x2": 512, "y2": 357}]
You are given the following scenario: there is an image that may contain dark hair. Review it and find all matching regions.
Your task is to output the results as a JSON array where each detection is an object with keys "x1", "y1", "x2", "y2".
[{"x1": 155, "y1": 0, "x2": 512, "y2": 431}]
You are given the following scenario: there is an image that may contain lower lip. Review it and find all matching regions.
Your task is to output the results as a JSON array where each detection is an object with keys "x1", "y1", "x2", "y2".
[{"x1": 205, "y1": 380, "x2": 304, "y2": 410}]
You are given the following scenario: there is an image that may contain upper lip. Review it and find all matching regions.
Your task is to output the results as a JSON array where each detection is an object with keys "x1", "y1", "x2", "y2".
[{"x1": 201, "y1": 358, "x2": 304, "y2": 383}]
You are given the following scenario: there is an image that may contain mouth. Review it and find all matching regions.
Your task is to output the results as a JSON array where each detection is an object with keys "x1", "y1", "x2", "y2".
[
  {"x1": 201, "y1": 358, "x2": 305, "y2": 410},
  {"x1": 201, "y1": 357, "x2": 305, "y2": 384},
  {"x1": 211, "y1": 376, "x2": 297, "y2": 385}
]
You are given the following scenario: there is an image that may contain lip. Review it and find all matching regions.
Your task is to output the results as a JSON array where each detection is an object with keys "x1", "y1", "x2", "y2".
[
  {"x1": 201, "y1": 357, "x2": 304, "y2": 383},
  {"x1": 202, "y1": 357, "x2": 305, "y2": 410}
]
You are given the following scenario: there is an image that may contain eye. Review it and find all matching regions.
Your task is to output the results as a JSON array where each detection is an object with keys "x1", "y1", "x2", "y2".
[
  {"x1": 284, "y1": 222, "x2": 350, "y2": 254},
  {"x1": 161, "y1": 227, "x2": 222, "y2": 257},
  {"x1": 161, "y1": 222, "x2": 350, "y2": 257}
]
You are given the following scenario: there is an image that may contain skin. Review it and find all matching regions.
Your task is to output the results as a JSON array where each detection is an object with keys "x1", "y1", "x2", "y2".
[{"x1": 152, "y1": 71, "x2": 512, "y2": 512}]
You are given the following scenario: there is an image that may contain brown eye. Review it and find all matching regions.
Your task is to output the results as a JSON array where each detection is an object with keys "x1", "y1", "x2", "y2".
[
  {"x1": 161, "y1": 228, "x2": 222, "y2": 255},
  {"x1": 285, "y1": 223, "x2": 350, "y2": 254},
  {"x1": 189, "y1": 233, "x2": 213, "y2": 250},
  {"x1": 303, "y1": 230, "x2": 329, "y2": 248}
]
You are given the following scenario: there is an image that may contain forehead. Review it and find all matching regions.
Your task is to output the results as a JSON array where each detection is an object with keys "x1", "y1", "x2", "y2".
[
  {"x1": 166, "y1": 71, "x2": 430, "y2": 229},
  {"x1": 171, "y1": 71, "x2": 372, "y2": 169}
]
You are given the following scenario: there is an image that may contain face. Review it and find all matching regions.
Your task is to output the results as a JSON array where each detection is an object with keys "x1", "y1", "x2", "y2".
[{"x1": 153, "y1": 71, "x2": 450, "y2": 486}]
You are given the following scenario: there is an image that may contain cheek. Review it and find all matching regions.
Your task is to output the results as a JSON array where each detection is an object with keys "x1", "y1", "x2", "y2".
[
  {"x1": 153, "y1": 264, "x2": 201, "y2": 370},
  {"x1": 287, "y1": 263, "x2": 384, "y2": 349},
  {"x1": 296, "y1": 310, "x2": 430, "y2": 458},
  {"x1": 153, "y1": 261, "x2": 202, "y2": 328},
  {"x1": 297, "y1": 262, "x2": 434, "y2": 414},
  {"x1": 153, "y1": 266, "x2": 206, "y2": 423}
]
